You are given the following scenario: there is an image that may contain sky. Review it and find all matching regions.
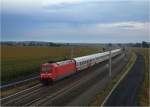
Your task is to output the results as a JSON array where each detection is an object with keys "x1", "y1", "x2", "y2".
[{"x1": 1, "y1": 0, "x2": 150, "y2": 43}]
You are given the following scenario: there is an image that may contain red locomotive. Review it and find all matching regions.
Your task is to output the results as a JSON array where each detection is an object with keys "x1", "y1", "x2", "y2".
[{"x1": 40, "y1": 60, "x2": 76, "y2": 85}]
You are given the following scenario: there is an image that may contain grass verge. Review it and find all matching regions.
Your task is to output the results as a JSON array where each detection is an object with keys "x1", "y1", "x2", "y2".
[{"x1": 91, "y1": 52, "x2": 136, "y2": 106}]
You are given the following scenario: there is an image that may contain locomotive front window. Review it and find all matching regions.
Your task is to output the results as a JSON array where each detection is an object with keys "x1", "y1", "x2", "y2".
[{"x1": 42, "y1": 66, "x2": 51, "y2": 72}]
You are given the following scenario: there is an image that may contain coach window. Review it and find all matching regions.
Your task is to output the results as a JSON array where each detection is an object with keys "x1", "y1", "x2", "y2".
[{"x1": 79, "y1": 62, "x2": 81, "y2": 65}]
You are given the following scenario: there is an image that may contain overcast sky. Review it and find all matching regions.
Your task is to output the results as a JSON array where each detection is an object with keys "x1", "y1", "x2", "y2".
[{"x1": 1, "y1": 0, "x2": 150, "y2": 43}]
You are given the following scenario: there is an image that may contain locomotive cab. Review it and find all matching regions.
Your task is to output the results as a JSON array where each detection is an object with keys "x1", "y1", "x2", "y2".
[
  {"x1": 41, "y1": 65, "x2": 52, "y2": 72},
  {"x1": 40, "y1": 63, "x2": 55, "y2": 85},
  {"x1": 40, "y1": 60, "x2": 76, "y2": 85}
]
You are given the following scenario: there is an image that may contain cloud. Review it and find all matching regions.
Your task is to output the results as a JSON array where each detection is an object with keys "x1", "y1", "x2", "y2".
[
  {"x1": 19, "y1": 22, "x2": 148, "y2": 43},
  {"x1": 2, "y1": 0, "x2": 83, "y2": 14},
  {"x1": 1, "y1": 0, "x2": 149, "y2": 43}
]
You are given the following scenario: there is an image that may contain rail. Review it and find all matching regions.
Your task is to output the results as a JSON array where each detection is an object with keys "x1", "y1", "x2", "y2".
[{"x1": 0, "y1": 76, "x2": 39, "y2": 89}]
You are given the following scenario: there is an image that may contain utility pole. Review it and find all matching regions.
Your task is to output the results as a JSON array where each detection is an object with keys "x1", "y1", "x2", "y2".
[
  {"x1": 109, "y1": 48, "x2": 112, "y2": 77},
  {"x1": 124, "y1": 47, "x2": 128, "y2": 61},
  {"x1": 70, "y1": 46, "x2": 74, "y2": 59},
  {"x1": 141, "y1": 42, "x2": 142, "y2": 48}
]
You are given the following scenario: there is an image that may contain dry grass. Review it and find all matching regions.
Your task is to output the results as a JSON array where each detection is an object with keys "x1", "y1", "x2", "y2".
[{"x1": 1, "y1": 46, "x2": 101, "y2": 83}]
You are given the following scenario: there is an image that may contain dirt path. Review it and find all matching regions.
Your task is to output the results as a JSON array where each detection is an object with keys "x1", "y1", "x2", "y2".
[{"x1": 104, "y1": 54, "x2": 144, "y2": 106}]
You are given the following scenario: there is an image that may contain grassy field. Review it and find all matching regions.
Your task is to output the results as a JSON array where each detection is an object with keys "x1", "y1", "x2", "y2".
[
  {"x1": 133, "y1": 48, "x2": 149, "y2": 106},
  {"x1": 1, "y1": 46, "x2": 102, "y2": 84}
]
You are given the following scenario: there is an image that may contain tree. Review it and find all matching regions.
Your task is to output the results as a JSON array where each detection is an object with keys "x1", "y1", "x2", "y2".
[
  {"x1": 117, "y1": 43, "x2": 122, "y2": 47},
  {"x1": 142, "y1": 41, "x2": 149, "y2": 48}
]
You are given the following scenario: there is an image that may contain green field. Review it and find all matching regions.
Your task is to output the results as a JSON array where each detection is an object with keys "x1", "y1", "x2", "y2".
[{"x1": 1, "y1": 46, "x2": 102, "y2": 84}]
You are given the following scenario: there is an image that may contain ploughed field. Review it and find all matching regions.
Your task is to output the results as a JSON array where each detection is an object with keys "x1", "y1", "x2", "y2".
[{"x1": 1, "y1": 46, "x2": 101, "y2": 84}]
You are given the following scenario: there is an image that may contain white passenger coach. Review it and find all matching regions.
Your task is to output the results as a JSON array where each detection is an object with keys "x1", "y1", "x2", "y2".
[{"x1": 73, "y1": 49, "x2": 121, "y2": 71}]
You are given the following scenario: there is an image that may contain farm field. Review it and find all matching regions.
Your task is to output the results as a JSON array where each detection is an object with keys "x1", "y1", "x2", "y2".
[{"x1": 1, "y1": 46, "x2": 102, "y2": 84}]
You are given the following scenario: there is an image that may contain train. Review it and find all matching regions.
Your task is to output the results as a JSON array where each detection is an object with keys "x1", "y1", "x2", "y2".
[{"x1": 40, "y1": 49, "x2": 122, "y2": 85}]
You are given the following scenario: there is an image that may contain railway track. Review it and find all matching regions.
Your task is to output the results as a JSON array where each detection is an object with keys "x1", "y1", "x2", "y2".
[
  {"x1": 1, "y1": 52, "x2": 129, "y2": 106},
  {"x1": 1, "y1": 83, "x2": 42, "y2": 103},
  {"x1": 0, "y1": 75, "x2": 39, "y2": 90}
]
